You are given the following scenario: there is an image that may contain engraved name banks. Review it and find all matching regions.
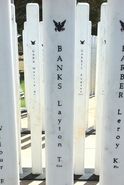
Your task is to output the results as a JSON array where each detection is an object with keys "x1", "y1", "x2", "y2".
[
  {"x1": 56, "y1": 45, "x2": 64, "y2": 168},
  {"x1": 112, "y1": 20, "x2": 124, "y2": 170},
  {"x1": 53, "y1": 20, "x2": 66, "y2": 168}
]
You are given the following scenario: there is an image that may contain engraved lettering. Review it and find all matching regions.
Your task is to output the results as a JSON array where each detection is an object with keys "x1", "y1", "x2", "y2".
[
  {"x1": 57, "y1": 56, "x2": 63, "y2": 62},
  {"x1": 120, "y1": 74, "x2": 124, "y2": 80},
  {"x1": 116, "y1": 143, "x2": 120, "y2": 149},
  {"x1": 113, "y1": 158, "x2": 119, "y2": 164},
  {"x1": 116, "y1": 135, "x2": 120, "y2": 139},
  {"x1": 57, "y1": 157, "x2": 62, "y2": 162},
  {"x1": 57, "y1": 74, "x2": 62, "y2": 80},
  {"x1": 121, "y1": 65, "x2": 124, "y2": 70},
  {"x1": 58, "y1": 45, "x2": 62, "y2": 52},
  {"x1": 57, "y1": 65, "x2": 63, "y2": 71},
  {"x1": 118, "y1": 109, "x2": 122, "y2": 115},
  {"x1": 119, "y1": 92, "x2": 123, "y2": 98}
]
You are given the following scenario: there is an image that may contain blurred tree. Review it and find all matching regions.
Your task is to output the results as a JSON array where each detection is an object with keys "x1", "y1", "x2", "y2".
[
  {"x1": 15, "y1": 0, "x2": 42, "y2": 35},
  {"x1": 14, "y1": 0, "x2": 42, "y2": 52},
  {"x1": 14, "y1": 0, "x2": 107, "y2": 51},
  {"x1": 15, "y1": 0, "x2": 107, "y2": 35},
  {"x1": 78, "y1": 0, "x2": 107, "y2": 34}
]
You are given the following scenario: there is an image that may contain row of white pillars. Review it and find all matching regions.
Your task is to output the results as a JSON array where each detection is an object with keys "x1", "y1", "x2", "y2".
[
  {"x1": 22, "y1": 1, "x2": 124, "y2": 184},
  {"x1": 23, "y1": 2, "x2": 92, "y2": 180},
  {"x1": 2, "y1": 0, "x2": 124, "y2": 184},
  {"x1": 23, "y1": 1, "x2": 92, "y2": 181}
]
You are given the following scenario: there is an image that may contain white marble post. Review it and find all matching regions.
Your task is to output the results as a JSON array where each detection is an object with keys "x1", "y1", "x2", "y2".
[
  {"x1": 23, "y1": 22, "x2": 31, "y2": 130},
  {"x1": 39, "y1": 21, "x2": 45, "y2": 132},
  {"x1": 24, "y1": 3, "x2": 43, "y2": 174},
  {"x1": 0, "y1": 0, "x2": 19, "y2": 184},
  {"x1": 11, "y1": 3, "x2": 23, "y2": 175},
  {"x1": 95, "y1": 3, "x2": 107, "y2": 176},
  {"x1": 95, "y1": 22, "x2": 102, "y2": 176},
  {"x1": 90, "y1": 36, "x2": 97, "y2": 97},
  {"x1": 43, "y1": 0, "x2": 75, "y2": 184},
  {"x1": 86, "y1": 21, "x2": 92, "y2": 129},
  {"x1": 100, "y1": 0, "x2": 124, "y2": 184},
  {"x1": 74, "y1": 3, "x2": 89, "y2": 175},
  {"x1": 23, "y1": 23, "x2": 31, "y2": 130}
]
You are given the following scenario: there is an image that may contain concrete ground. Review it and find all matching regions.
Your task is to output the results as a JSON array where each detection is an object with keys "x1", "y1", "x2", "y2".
[{"x1": 20, "y1": 97, "x2": 99, "y2": 185}]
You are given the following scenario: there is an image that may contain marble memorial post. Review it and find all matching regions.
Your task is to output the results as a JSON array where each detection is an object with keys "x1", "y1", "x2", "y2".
[
  {"x1": 90, "y1": 36, "x2": 97, "y2": 97},
  {"x1": 100, "y1": 0, "x2": 124, "y2": 184},
  {"x1": 11, "y1": 3, "x2": 23, "y2": 174},
  {"x1": 74, "y1": 3, "x2": 90, "y2": 175},
  {"x1": 24, "y1": 3, "x2": 43, "y2": 174},
  {"x1": 86, "y1": 21, "x2": 92, "y2": 129},
  {"x1": 43, "y1": 0, "x2": 75, "y2": 184},
  {"x1": 0, "y1": 0, "x2": 19, "y2": 184},
  {"x1": 39, "y1": 21, "x2": 45, "y2": 132},
  {"x1": 23, "y1": 23, "x2": 31, "y2": 130},
  {"x1": 95, "y1": 3, "x2": 107, "y2": 176}
]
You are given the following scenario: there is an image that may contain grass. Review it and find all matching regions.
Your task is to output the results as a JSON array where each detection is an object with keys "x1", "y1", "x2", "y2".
[
  {"x1": 20, "y1": 79, "x2": 25, "y2": 93},
  {"x1": 20, "y1": 79, "x2": 26, "y2": 108},
  {"x1": 20, "y1": 98, "x2": 26, "y2": 108}
]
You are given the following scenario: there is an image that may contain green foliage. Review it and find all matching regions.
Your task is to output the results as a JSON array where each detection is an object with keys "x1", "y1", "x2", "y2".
[
  {"x1": 20, "y1": 98, "x2": 26, "y2": 108},
  {"x1": 20, "y1": 79, "x2": 26, "y2": 107},
  {"x1": 15, "y1": 0, "x2": 42, "y2": 35},
  {"x1": 14, "y1": 0, "x2": 42, "y2": 52},
  {"x1": 20, "y1": 79, "x2": 25, "y2": 93}
]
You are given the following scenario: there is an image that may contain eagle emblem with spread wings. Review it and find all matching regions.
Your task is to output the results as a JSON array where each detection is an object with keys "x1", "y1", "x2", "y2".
[{"x1": 53, "y1": 20, "x2": 66, "y2": 32}]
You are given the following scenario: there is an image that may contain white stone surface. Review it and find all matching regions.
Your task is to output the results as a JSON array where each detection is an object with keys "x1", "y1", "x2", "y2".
[
  {"x1": 86, "y1": 21, "x2": 92, "y2": 129},
  {"x1": 90, "y1": 36, "x2": 97, "y2": 96},
  {"x1": 74, "y1": 3, "x2": 90, "y2": 175},
  {"x1": 95, "y1": 3, "x2": 107, "y2": 176},
  {"x1": 100, "y1": 0, "x2": 124, "y2": 184},
  {"x1": 43, "y1": 0, "x2": 76, "y2": 185},
  {"x1": 39, "y1": 21, "x2": 45, "y2": 132},
  {"x1": 20, "y1": 97, "x2": 96, "y2": 184},
  {"x1": 0, "y1": 0, "x2": 19, "y2": 184},
  {"x1": 24, "y1": 3, "x2": 43, "y2": 174},
  {"x1": 23, "y1": 23, "x2": 31, "y2": 130},
  {"x1": 11, "y1": 3, "x2": 23, "y2": 175}
]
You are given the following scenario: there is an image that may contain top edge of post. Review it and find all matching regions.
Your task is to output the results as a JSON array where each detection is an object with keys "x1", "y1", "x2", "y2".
[
  {"x1": 101, "y1": 2, "x2": 108, "y2": 7},
  {"x1": 77, "y1": 2, "x2": 89, "y2": 8},
  {"x1": 26, "y1": 3, "x2": 39, "y2": 9}
]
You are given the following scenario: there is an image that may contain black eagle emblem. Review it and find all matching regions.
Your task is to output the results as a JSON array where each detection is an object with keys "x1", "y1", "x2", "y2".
[
  {"x1": 120, "y1": 20, "x2": 124, "y2": 32},
  {"x1": 31, "y1": 41, "x2": 36, "y2": 45},
  {"x1": 53, "y1": 20, "x2": 66, "y2": 32},
  {"x1": 80, "y1": 40, "x2": 85, "y2": 45}
]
